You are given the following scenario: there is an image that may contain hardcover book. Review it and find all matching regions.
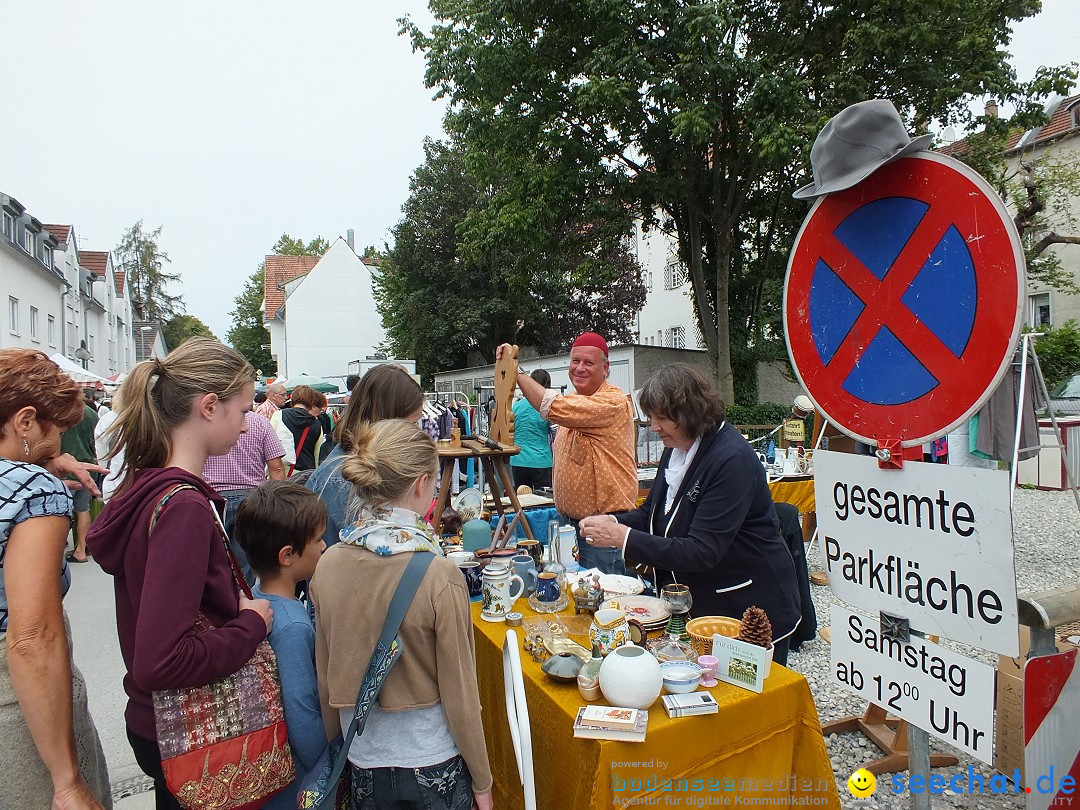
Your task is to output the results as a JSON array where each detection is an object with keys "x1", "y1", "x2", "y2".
[
  {"x1": 578, "y1": 705, "x2": 639, "y2": 729},
  {"x1": 662, "y1": 692, "x2": 719, "y2": 718},
  {"x1": 573, "y1": 708, "x2": 649, "y2": 742}
]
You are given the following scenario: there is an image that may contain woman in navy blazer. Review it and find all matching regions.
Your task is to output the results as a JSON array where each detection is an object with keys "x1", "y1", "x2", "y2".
[{"x1": 580, "y1": 364, "x2": 802, "y2": 665}]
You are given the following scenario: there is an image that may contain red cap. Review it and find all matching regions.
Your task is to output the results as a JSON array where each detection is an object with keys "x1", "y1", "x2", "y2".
[{"x1": 572, "y1": 332, "x2": 609, "y2": 356}]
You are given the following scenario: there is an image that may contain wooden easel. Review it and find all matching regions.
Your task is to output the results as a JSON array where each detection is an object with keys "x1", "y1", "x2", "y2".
[
  {"x1": 822, "y1": 705, "x2": 958, "y2": 775},
  {"x1": 431, "y1": 345, "x2": 536, "y2": 541}
]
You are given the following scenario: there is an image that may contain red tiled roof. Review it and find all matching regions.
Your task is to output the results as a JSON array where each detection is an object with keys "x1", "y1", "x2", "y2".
[
  {"x1": 114, "y1": 270, "x2": 126, "y2": 298},
  {"x1": 264, "y1": 254, "x2": 320, "y2": 320},
  {"x1": 936, "y1": 129, "x2": 1024, "y2": 158},
  {"x1": 79, "y1": 250, "x2": 109, "y2": 277},
  {"x1": 43, "y1": 224, "x2": 71, "y2": 243},
  {"x1": 1019, "y1": 94, "x2": 1080, "y2": 148}
]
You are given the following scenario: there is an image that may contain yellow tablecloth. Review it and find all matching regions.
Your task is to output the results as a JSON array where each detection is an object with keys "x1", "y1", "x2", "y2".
[
  {"x1": 769, "y1": 476, "x2": 816, "y2": 513},
  {"x1": 471, "y1": 602, "x2": 839, "y2": 810}
]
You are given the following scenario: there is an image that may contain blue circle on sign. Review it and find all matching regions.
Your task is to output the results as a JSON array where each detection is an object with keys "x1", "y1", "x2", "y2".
[{"x1": 807, "y1": 197, "x2": 977, "y2": 406}]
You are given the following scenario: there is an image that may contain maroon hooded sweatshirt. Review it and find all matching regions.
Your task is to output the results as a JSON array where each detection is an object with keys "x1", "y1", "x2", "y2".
[{"x1": 87, "y1": 467, "x2": 266, "y2": 741}]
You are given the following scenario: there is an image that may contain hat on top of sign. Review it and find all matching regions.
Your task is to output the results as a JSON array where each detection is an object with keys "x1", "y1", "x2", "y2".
[{"x1": 793, "y1": 99, "x2": 933, "y2": 200}]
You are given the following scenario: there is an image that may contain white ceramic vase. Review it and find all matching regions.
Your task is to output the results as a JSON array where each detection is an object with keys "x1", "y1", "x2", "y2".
[{"x1": 598, "y1": 644, "x2": 663, "y2": 709}]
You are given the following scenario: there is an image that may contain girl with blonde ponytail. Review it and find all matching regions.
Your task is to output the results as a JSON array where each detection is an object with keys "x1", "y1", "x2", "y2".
[
  {"x1": 311, "y1": 419, "x2": 493, "y2": 810},
  {"x1": 87, "y1": 339, "x2": 274, "y2": 810}
]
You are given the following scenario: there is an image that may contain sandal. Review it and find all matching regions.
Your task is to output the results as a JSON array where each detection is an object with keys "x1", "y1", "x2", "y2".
[{"x1": 66, "y1": 553, "x2": 88, "y2": 563}]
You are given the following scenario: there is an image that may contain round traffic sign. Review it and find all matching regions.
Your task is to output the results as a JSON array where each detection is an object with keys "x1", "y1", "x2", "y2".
[{"x1": 784, "y1": 152, "x2": 1024, "y2": 447}]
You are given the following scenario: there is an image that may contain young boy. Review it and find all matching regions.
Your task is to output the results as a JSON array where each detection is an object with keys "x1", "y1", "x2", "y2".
[{"x1": 234, "y1": 481, "x2": 328, "y2": 808}]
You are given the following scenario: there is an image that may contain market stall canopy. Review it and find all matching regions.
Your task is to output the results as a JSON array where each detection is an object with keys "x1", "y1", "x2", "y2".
[
  {"x1": 280, "y1": 373, "x2": 339, "y2": 393},
  {"x1": 49, "y1": 353, "x2": 115, "y2": 387}
]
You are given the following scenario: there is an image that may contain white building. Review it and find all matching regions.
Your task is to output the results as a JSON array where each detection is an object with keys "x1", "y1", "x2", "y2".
[
  {"x1": 629, "y1": 219, "x2": 702, "y2": 350},
  {"x1": 263, "y1": 237, "x2": 389, "y2": 380},
  {"x1": 2, "y1": 193, "x2": 135, "y2": 376}
]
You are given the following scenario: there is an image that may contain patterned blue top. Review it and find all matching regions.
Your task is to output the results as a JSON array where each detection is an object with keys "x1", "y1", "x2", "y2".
[{"x1": 0, "y1": 459, "x2": 73, "y2": 632}]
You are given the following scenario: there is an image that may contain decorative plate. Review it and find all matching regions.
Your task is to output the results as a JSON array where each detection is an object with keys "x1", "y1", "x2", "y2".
[
  {"x1": 601, "y1": 595, "x2": 670, "y2": 625},
  {"x1": 597, "y1": 574, "x2": 645, "y2": 596},
  {"x1": 452, "y1": 487, "x2": 483, "y2": 522}
]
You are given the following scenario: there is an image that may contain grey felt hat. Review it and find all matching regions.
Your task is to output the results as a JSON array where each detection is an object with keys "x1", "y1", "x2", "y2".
[{"x1": 793, "y1": 99, "x2": 933, "y2": 200}]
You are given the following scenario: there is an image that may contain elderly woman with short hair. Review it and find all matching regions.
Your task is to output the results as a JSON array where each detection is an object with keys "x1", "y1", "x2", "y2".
[
  {"x1": 579, "y1": 363, "x2": 802, "y2": 664},
  {"x1": 0, "y1": 348, "x2": 111, "y2": 809}
]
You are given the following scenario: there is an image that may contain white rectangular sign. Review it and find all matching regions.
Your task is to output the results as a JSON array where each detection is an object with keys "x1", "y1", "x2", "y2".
[
  {"x1": 830, "y1": 606, "x2": 996, "y2": 763},
  {"x1": 814, "y1": 450, "x2": 1019, "y2": 656}
]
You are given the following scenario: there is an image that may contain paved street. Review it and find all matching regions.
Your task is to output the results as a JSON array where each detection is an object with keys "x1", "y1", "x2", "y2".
[{"x1": 65, "y1": 553, "x2": 154, "y2": 804}]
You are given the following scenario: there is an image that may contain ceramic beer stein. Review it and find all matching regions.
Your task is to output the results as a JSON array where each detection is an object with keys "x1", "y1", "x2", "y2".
[
  {"x1": 589, "y1": 608, "x2": 631, "y2": 657},
  {"x1": 480, "y1": 563, "x2": 525, "y2": 622},
  {"x1": 512, "y1": 554, "x2": 538, "y2": 595},
  {"x1": 533, "y1": 571, "x2": 562, "y2": 603},
  {"x1": 458, "y1": 561, "x2": 483, "y2": 598}
]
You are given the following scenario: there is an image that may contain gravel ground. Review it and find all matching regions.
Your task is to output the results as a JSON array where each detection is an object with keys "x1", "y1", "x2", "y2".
[{"x1": 784, "y1": 487, "x2": 1080, "y2": 809}]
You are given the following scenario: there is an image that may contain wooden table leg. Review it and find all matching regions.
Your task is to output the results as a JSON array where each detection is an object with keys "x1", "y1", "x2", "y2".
[
  {"x1": 494, "y1": 457, "x2": 536, "y2": 540},
  {"x1": 432, "y1": 457, "x2": 456, "y2": 536},
  {"x1": 481, "y1": 457, "x2": 505, "y2": 523}
]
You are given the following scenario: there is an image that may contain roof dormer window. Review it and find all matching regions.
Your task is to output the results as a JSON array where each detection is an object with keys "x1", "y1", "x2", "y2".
[{"x1": 22, "y1": 226, "x2": 34, "y2": 254}]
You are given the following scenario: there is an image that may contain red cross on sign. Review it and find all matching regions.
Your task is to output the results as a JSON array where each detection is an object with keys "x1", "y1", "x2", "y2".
[{"x1": 784, "y1": 153, "x2": 1024, "y2": 447}]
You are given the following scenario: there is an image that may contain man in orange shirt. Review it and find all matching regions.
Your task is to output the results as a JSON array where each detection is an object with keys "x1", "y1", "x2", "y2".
[{"x1": 497, "y1": 332, "x2": 637, "y2": 574}]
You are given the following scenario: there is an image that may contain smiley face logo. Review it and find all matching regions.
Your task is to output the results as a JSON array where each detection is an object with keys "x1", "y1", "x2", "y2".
[{"x1": 847, "y1": 769, "x2": 877, "y2": 798}]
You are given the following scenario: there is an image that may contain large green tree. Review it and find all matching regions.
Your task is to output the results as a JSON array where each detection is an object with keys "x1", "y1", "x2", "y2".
[
  {"x1": 115, "y1": 221, "x2": 183, "y2": 322},
  {"x1": 227, "y1": 268, "x2": 274, "y2": 373},
  {"x1": 374, "y1": 136, "x2": 646, "y2": 378},
  {"x1": 162, "y1": 314, "x2": 216, "y2": 350},
  {"x1": 227, "y1": 234, "x2": 329, "y2": 374},
  {"x1": 405, "y1": 0, "x2": 1075, "y2": 402}
]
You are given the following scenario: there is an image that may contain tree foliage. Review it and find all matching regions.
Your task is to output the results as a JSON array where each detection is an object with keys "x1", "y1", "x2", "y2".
[
  {"x1": 227, "y1": 268, "x2": 274, "y2": 374},
  {"x1": 162, "y1": 314, "x2": 216, "y2": 350},
  {"x1": 405, "y1": 0, "x2": 1075, "y2": 402},
  {"x1": 1033, "y1": 320, "x2": 1080, "y2": 390},
  {"x1": 226, "y1": 235, "x2": 328, "y2": 375},
  {"x1": 115, "y1": 221, "x2": 183, "y2": 322},
  {"x1": 374, "y1": 136, "x2": 646, "y2": 379},
  {"x1": 272, "y1": 233, "x2": 328, "y2": 257}
]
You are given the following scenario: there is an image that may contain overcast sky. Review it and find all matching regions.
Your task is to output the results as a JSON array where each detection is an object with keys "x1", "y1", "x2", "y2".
[{"x1": 1, "y1": 0, "x2": 1076, "y2": 340}]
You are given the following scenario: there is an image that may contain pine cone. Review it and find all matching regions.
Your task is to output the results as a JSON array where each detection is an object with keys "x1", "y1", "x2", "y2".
[{"x1": 737, "y1": 606, "x2": 773, "y2": 649}]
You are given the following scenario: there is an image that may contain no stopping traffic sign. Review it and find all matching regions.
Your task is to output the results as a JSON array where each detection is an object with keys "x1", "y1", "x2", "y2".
[{"x1": 784, "y1": 153, "x2": 1024, "y2": 447}]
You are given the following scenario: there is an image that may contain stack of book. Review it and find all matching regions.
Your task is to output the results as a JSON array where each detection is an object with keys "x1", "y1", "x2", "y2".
[{"x1": 572, "y1": 705, "x2": 649, "y2": 741}]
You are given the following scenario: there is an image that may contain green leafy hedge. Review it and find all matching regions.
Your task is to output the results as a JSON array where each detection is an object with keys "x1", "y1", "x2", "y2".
[{"x1": 1033, "y1": 321, "x2": 1080, "y2": 391}]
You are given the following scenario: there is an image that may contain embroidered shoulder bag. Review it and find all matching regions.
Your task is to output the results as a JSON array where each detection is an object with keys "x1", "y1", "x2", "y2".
[
  {"x1": 297, "y1": 551, "x2": 435, "y2": 809},
  {"x1": 149, "y1": 484, "x2": 296, "y2": 810}
]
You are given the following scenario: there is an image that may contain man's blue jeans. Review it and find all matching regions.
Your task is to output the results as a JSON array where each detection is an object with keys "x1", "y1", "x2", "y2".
[
  {"x1": 570, "y1": 517, "x2": 628, "y2": 576},
  {"x1": 219, "y1": 488, "x2": 255, "y2": 587}
]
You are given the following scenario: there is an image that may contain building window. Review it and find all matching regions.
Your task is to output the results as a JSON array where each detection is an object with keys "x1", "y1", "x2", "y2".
[
  {"x1": 665, "y1": 258, "x2": 686, "y2": 289},
  {"x1": 1, "y1": 211, "x2": 12, "y2": 239},
  {"x1": 38, "y1": 242, "x2": 51, "y2": 268},
  {"x1": 1030, "y1": 293, "x2": 1051, "y2": 327},
  {"x1": 22, "y1": 228, "x2": 34, "y2": 254},
  {"x1": 8, "y1": 297, "x2": 18, "y2": 335},
  {"x1": 29, "y1": 307, "x2": 39, "y2": 341},
  {"x1": 48, "y1": 315, "x2": 56, "y2": 346},
  {"x1": 671, "y1": 325, "x2": 686, "y2": 349}
]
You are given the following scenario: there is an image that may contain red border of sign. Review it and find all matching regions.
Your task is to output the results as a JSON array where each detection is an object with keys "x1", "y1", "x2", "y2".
[{"x1": 784, "y1": 153, "x2": 1024, "y2": 447}]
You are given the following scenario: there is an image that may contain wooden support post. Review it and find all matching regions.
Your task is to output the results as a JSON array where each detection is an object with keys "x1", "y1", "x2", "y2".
[{"x1": 822, "y1": 704, "x2": 958, "y2": 775}]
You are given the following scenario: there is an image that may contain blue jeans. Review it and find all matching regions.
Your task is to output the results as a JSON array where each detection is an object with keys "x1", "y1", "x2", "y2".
[
  {"x1": 570, "y1": 517, "x2": 628, "y2": 576},
  {"x1": 219, "y1": 488, "x2": 255, "y2": 587},
  {"x1": 349, "y1": 755, "x2": 473, "y2": 810}
]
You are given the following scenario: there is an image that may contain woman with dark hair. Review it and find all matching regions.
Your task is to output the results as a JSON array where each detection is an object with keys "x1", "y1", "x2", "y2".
[
  {"x1": 510, "y1": 368, "x2": 553, "y2": 490},
  {"x1": 579, "y1": 363, "x2": 802, "y2": 664},
  {"x1": 306, "y1": 364, "x2": 425, "y2": 547},
  {"x1": 0, "y1": 348, "x2": 111, "y2": 809}
]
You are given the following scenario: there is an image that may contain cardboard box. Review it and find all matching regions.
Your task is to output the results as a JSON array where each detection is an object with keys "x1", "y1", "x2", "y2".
[{"x1": 995, "y1": 624, "x2": 1080, "y2": 784}]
